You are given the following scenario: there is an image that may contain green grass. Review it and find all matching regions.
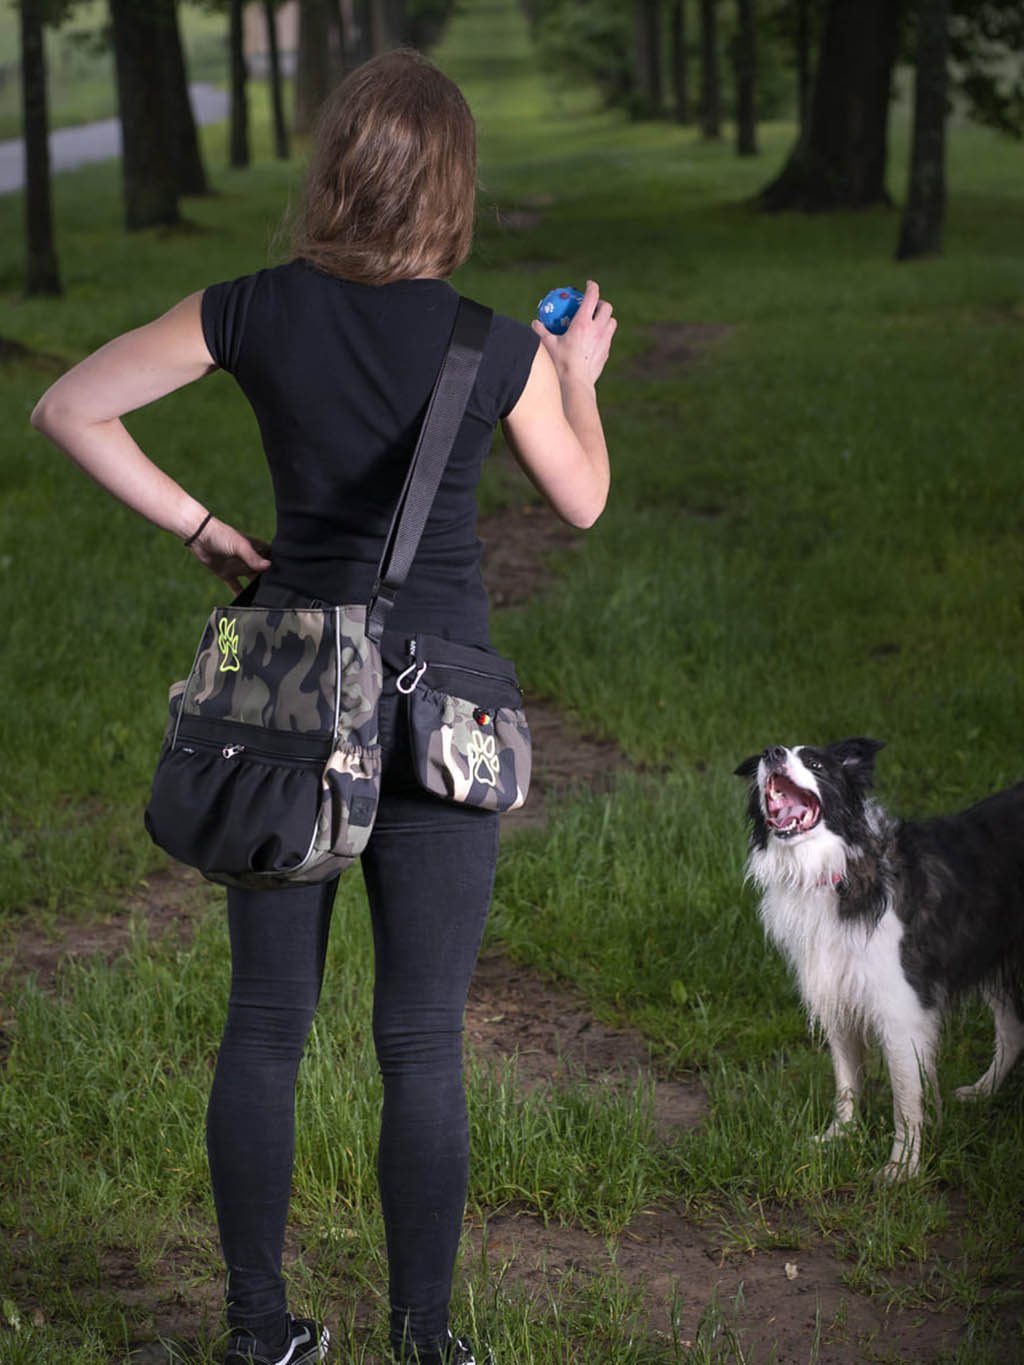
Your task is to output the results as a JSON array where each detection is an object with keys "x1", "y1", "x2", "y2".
[{"x1": 2, "y1": 0, "x2": 1024, "y2": 1357}]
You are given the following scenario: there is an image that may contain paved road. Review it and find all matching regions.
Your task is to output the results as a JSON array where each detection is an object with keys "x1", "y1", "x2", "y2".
[{"x1": 0, "y1": 83, "x2": 230, "y2": 194}]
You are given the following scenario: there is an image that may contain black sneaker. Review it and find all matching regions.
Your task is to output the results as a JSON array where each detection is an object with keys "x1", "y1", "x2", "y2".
[
  {"x1": 448, "y1": 1336, "x2": 493, "y2": 1365},
  {"x1": 398, "y1": 1330, "x2": 493, "y2": 1365},
  {"x1": 225, "y1": 1313, "x2": 329, "y2": 1365}
]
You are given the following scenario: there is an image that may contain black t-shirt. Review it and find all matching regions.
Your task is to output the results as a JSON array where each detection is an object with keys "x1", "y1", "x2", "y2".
[{"x1": 201, "y1": 260, "x2": 538, "y2": 646}]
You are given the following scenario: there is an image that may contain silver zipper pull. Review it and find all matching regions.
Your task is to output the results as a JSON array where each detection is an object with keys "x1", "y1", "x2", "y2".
[{"x1": 222, "y1": 744, "x2": 245, "y2": 759}]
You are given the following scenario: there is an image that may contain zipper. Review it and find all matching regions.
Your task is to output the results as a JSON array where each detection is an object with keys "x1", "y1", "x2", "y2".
[
  {"x1": 175, "y1": 731, "x2": 324, "y2": 769},
  {"x1": 402, "y1": 638, "x2": 521, "y2": 693}
]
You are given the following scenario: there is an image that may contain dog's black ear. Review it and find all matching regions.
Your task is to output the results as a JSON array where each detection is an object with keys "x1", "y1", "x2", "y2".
[
  {"x1": 829, "y1": 738, "x2": 885, "y2": 781},
  {"x1": 734, "y1": 754, "x2": 761, "y2": 778}
]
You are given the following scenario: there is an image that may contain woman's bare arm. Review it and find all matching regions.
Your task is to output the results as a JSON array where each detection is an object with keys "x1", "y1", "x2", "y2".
[
  {"x1": 502, "y1": 279, "x2": 616, "y2": 529},
  {"x1": 31, "y1": 292, "x2": 271, "y2": 591}
]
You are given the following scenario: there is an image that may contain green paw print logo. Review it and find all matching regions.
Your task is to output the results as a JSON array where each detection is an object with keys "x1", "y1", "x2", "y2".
[{"x1": 218, "y1": 617, "x2": 241, "y2": 673}]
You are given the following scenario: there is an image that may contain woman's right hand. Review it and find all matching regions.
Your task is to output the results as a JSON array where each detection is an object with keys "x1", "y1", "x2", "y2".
[
  {"x1": 188, "y1": 516, "x2": 272, "y2": 595},
  {"x1": 530, "y1": 279, "x2": 617, "y2": 389}
]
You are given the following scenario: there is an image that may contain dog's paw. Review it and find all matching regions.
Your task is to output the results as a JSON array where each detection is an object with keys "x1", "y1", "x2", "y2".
[
  {"x1": 813, "y1": 1118, "x2": 854, "y2": 1144},
  {"x1": 953, "y1": 1081, "x2": 990, "y2": 1103},
  {"x1": 875, "y1": 1144, "x2": 921, "y2": 1183},
  {"x1": 875, "y1": 1159, "x2": 918, "y2": 1184}
]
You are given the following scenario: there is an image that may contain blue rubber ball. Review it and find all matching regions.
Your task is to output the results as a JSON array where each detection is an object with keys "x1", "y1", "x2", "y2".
[{"x1": 537, "y1": 286, "x2": 584, "y2": 335}]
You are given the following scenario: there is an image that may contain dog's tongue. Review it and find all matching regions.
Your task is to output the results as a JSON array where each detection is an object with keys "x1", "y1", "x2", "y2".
[
  {"x1": 773, "y1": 795, "x2": 806, "y2": 825},
  {"x1": 766, "y1": 774, "x2": 818, "y2": 830}
]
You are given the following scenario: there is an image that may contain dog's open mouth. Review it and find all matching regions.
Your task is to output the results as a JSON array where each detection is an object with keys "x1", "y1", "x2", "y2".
[{"x1": 764, "y1": 773, "x2": 821, "y2": 837}]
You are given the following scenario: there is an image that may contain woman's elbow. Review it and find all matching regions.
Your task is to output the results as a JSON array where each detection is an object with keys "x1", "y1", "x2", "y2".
[
  {"x1": 30, "y1": 391, "x2": 59, "y2": 436},
  {"x1": 564, "y1": 488, "x2": 608, "y2": 530}
]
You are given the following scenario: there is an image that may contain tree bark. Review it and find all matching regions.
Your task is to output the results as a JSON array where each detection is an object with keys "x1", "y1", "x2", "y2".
[
  {"x1": 670, "y1": 0, "x2": 689, "y2": 123},
  {"x1": 109, "y1": 0, "x2": 181, "y2": 230},
  {"x1": 369, "y1": 0, "x2": 404, "y2": 53},
  {"x1": 734, "y1": 0, "x2": 756, "y2": 155},
  {"x1": 263, "y1": 0, "x2": 290, "y2": 160},
  {"x1": 295, "y1": 0, "x2": 332, "y2": 134},
  {"x1": 348, "y1": 0, "x2": 372, "y2": 64},
  {"x1": 897, "y1": 0, "x2": 949, "y2": 259},
  {"x1": 758, "y1": 0, "x2": 903, "y2": 211},
  {"x1": 20, "y1": 0, "x2": 61, "y2": 296},
  {"x1": 159, "y1": 0, "x2": 209, "y2": 195},
  {"x1": 634, "y1": 0, "x2": 663, "y2": 117},
  {"x1": 228, "y1": 0, "x2": 249, "y2": 168},
  {"x1": 698, "y1": 0, "x2": 721, "y2": 139},
  {"x1": 795, "y1": 0, "x2": 811, "y2": 131}
]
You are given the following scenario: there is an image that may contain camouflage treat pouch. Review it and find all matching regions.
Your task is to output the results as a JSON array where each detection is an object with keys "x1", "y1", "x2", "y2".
[
  {"x1": 145, "y1": 603, "x2": 383, "y2": 888},
  {"x1": 399, "y1": 634, "x2": 531, "y2": 814}
]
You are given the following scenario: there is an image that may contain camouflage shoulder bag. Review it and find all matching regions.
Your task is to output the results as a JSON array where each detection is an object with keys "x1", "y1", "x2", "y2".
[{"x1": 144, "y1": 298, "x2": 492, "y2": 889}]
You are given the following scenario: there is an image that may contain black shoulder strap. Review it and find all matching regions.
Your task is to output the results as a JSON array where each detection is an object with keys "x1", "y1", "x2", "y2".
[{"x1": 366, "y1": 296, "x2": 492, "y2": 643}]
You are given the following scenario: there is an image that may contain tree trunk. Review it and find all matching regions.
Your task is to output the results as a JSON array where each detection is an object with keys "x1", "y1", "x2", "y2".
[
  {"x1": 670, "y1": 0, "x2": 689, "y2": 123},
  {"x1": 795, "y1": 0, "x2": 811, "y2": 131},
  {"x1": 109, "y1": 0, "x2": 180, "y2": 230},
  {"x1": 369, "y1": 0, "x2": 404, "y2": 53},
  {"x1": 228, "y1": 0, "x2": 249, "y2": 168},
  {"x1": 263, "y1": 0, "x2": 290, "y2": 160},
  {"x1": 326, "y1": 0, "x2": 347, "y2": 82},
  {"x1": 347, "y1": 0, "x2": 372, "y2": 64},
  {"x1": 698, "y1": 0, "x2": 721, "y2": 139},
  {"x1": 295, "y1": 0, "x2": 332, "y2": 134},
  {"x1": 897, "y1": 0, "x2": 949, "y2": 259},
  {"x1": 20, "y1": 0, "x2": 61, "y2": 296},
  {"x1": 634, "y1": 0, "x2": 663, "y2": 117},
  {"x1": 734, "y1": 0, "x2": 756, "y2": 155},
  {"x1": 159, "y1": 0, "x2": 209, "y2": 195},
  {"x1": 758, "y1": 0, "x2": 903, "y2": 211}
]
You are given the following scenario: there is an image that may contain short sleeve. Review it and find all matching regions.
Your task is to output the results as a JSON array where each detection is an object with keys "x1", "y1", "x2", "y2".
[
  {"x1": 201, "y1": 274, "x2": 259, "y2": 374},
  {"x1": 476, "y1": 313, "x2": 539, "y2": 422}
]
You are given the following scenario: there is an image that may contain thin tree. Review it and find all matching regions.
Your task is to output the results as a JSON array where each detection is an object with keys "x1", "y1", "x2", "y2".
[
  {"x1": 262, "y1": 0, "x2": 289, "y2": 161},
  {"x1": 795, "y1": 0, "x2": 811, "y2": 131},
  {"x1": 160, "y1": 0, "x2": 210, "y2": 195},
  {"x1": 228, "y1": 0, "x2": 249, "y2": 168},
  {"x1": 698, "y1": 0, "x2": 721, "y2": 139},
  {"x1": 757, "y1": 0, "x2": 904, "y2": 211},
  {"x1": 897, "y1": 0, "x2": 950, "y2": 259},
  {"x1": 109, "y1": 0, "x2": 180, "y2": 230},
  {"x1": 634, "y1": 0, "x2": 663, "y2": 117},
  {"x1": 670, "y1": 0, "x2": 690, "y2": 123},
  {"x1": 295, "y1": 0, "x2": 332, "y2": 134},
  {"x1": 370, "y1": 0, "x2": 405, "y2": 53},
  {"x1": 734, "y1": 0, "x2": 756, "y2": 155},
  {"x1": 20, "y1": 0, "x2": 61, "y2": 295}
]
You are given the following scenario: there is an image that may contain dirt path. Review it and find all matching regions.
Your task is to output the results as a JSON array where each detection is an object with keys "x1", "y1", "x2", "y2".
[{"x1": 1, "y1": 490, "x2": 989, "y2": 1362}]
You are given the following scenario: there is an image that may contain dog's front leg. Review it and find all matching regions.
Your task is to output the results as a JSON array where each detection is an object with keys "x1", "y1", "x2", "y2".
[
  {"x1": 816, "y1": 1022, "x2": 864, "y2": 1141},
  {"x1": 878, "y1": 1013, "x2": 940, "y2": 1182}
]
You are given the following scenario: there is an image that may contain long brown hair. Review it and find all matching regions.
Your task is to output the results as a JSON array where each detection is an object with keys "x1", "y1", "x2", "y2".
[{"x1": 291, "y1": 49, "x2": 477, "y2": 285}]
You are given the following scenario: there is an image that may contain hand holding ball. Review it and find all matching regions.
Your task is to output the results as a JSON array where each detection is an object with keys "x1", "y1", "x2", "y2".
[{"x1": 537, "y1": 286, "x2": 584, "y2": 335}]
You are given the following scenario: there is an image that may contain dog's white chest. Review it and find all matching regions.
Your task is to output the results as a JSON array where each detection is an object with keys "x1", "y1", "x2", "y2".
[{"x1": 760, "y1": 884, "x2": 905, "y2": 1033}]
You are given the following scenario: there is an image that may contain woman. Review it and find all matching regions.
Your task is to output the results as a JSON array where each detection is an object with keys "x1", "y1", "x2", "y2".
[{"x1": 32, "y1": 48, "x2": 615, "y2": 1365}]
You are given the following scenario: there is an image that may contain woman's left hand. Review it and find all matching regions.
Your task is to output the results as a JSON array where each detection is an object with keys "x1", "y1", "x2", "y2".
[{"x1": 187, "y1": 516, "x2": 272, "y2": 594}]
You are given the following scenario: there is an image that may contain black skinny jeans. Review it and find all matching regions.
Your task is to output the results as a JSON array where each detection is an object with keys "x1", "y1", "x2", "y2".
[{"x1": 205, "y1": 682, "x2": 500, "y2": 1360}]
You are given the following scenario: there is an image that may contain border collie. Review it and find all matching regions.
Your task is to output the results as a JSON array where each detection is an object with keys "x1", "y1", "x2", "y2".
[{"x1": 735, "y1": 738, "x2": 1024, "y2": 1179}]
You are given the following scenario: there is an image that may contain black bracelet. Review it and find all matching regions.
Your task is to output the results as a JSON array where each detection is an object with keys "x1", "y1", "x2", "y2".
[{"x1": 183, "y1": 511, "x2": 213, "y2": 547}]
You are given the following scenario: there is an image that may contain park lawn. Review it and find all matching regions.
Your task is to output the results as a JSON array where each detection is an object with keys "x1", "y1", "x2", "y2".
[{"x1": 2, "y1": 0, "x2": 1023, "y2": 1358}]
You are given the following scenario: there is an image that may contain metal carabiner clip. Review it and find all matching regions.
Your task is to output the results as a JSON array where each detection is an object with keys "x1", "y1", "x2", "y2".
[{"x1": 395, "y1": 661, "x2": 428, "y2": 695}]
